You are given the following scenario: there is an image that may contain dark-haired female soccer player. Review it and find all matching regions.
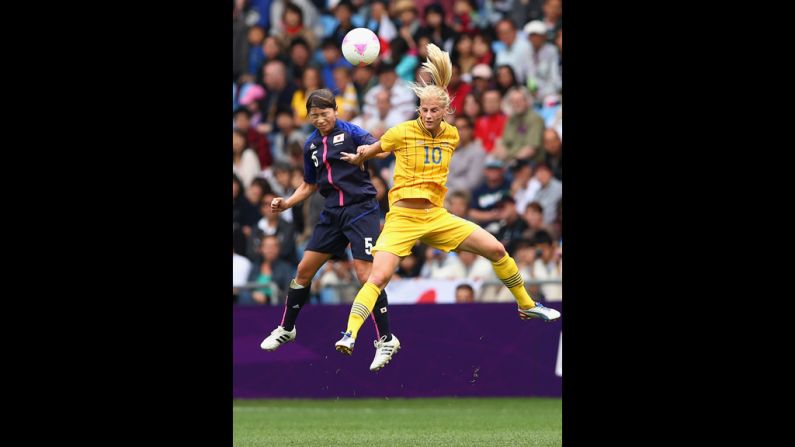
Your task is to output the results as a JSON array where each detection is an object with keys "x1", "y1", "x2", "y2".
[{"x1": 260, "y1": 89, "x2": 400, "y2": 372}]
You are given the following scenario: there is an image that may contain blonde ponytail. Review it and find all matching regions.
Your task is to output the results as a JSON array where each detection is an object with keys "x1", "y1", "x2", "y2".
[
  {"x1": 420, "y1": 43, "x2": 452, "y2": 89},
  {"x1": 409, "y1": 43, "x2": 454, "y2": 112}
]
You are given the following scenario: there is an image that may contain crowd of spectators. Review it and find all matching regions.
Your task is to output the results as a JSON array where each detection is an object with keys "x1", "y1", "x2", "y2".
[{"x1": 233, "y1": 0, "x2": 562, "y2": 305}]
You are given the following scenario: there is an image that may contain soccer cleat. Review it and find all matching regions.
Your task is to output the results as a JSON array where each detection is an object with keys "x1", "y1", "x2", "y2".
[
  {"x1": 260, "y1": 325, "x2": 296, "y2": 351},
  {"x1": 335, "y1": 331, "x2": 355, "y2": 355},
  {"x1": 370, "y1": 334, "x2": 401, "y2": 372},
  {"x1": 518, "y1": 303, "x2": 561, "y2": 322}
]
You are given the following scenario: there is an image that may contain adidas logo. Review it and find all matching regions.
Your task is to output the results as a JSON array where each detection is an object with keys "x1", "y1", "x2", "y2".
[
  {"x1": 292, "y1": 304, "x2": 301, "y2": 309},
  {"x1": 310, "y1": 143, "x2": 316, "y2": 149}
]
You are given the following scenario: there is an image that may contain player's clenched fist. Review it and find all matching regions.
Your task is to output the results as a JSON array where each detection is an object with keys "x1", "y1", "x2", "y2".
[{"x1": 271, "y1": 197, "x2": 287, "y2": 213}]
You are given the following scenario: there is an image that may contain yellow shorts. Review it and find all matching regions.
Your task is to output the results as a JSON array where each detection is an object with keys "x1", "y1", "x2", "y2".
[{"x1": 371, "y1": 205, "x2": 479, "y2": 257}]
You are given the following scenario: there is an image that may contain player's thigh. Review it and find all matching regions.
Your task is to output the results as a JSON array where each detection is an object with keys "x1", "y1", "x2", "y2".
[
  {"x1": 421, "y1": 209, "x2": 480, "y2": 253},
  {"x1": 295, "y1": 250, "x2": 333, "y2": 286},
  {"x1": 370, "y1": 208, "x2": 425, "y2": 258},
  {"x1": 453, "y1": 226, "x2": 507, "y2": 262}
]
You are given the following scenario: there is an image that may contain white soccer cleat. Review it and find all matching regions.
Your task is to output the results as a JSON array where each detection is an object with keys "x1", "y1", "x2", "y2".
[
  {"x1": 370, "y1": 334, "x2": 401, "y2": 372},
  {"x1": 260, "y1": 325, "x2": 296, "y2": 351},
  {"x1": 518, "y1": 303, "x2": 561, "y2": 322},
  {"x1": 335, "y1": 331, "x2": 355, "y2": 355}
]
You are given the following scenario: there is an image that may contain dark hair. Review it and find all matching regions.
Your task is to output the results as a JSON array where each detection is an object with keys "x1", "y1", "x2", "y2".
[
  {"x1": 272, "y1": 161, "x2": 292, "y2": 173},
  {"x1": 414, "y1": 30, "x2": 432, "y2": 44},
  {"x1": 302, "y1": 66, "x2": 325, "y2": 89},
  {"x1": 250, "y1": 177, "x2": 274, "y2": 196},
  {"x1": 262, "y1": 234, "x2": 281, "y2": 245},
  {"x1": 424, "y1": 3, "x2": 445, "y2": 19},
  {"x1": 290, "y1": 37, "x2": 310, "y2": 51},
  {"x1": 389, "y1": 37, "x2": 410, "y2": 62},
  {"x1": 306, "y1": 89, "x2": 337, "y2": 110},
  {"x1": 495, "y1": 64, "x2": 518, "y2": 86},
  {"x1": 288, "y1": 141, "x2": 304, "y2": 156},
  {"x1": 234, "y1": 107, "x2": 252, "y2": 118},
  {"x1": 526, "y1": 202, "x2": 544, "y2": 214},
  {"x1": 496, "y1": 18, "x2": 516, "y2": 31},
  {"x1": 531, "y1": 230, "x2": 553, "y2": 246},
  {"x1": 284, "y1": 2, "x2": 303, "y2": 21},
  {"x1": 335, "y1": 0, "x2": 355, "y2": 12},
  {"x1": 454, "y1": 114, "x2": 473, "y2": 128},
  {"x1": 511, "y1": 159, "x2": 536, "y2": 174},
  {"x1": 498, "y1": 195, "x2": 516, "y2": 205},
  {"x1": 514, "y1": 240, "x2": 534, "y2": 251},
  {"x1": 474, "y1": 27, "x2": 495, "y2": 44},
  {"x1": 376, "y1": 61, "x2": 396, "y2": 75},
  {"x1": 321, "y1": 37, "x2": 339, "y2": 50},
  {"x1": 455, "y1": 283, "x2": 475, "y2": 293},
  {"x1": 451, "y1": 34, "x2": 473, "y2": 62},
  {"x1": 275, "y1": 106, "x2": 294, "y2": 117},
  {"x1": 263, "y1": 34, "x2": 284, "y2": 50}
]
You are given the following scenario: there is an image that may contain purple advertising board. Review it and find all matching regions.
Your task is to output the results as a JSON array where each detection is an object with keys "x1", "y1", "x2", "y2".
[{"x1": 234, "y1": 302, "x2": 562, "y2": 399}]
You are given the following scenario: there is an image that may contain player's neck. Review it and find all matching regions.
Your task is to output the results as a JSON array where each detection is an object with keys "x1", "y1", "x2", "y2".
[
  {"x1": 319, "y1": 123, "x2": 338, "y2": 136},
  {"x1": 418, "y1": 118, "x2": 444, "y2": 138}
]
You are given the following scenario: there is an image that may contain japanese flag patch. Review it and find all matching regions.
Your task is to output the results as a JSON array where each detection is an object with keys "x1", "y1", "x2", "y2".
[{"x1": 333, "y1": 133, "x2": 345, "y2": 145}]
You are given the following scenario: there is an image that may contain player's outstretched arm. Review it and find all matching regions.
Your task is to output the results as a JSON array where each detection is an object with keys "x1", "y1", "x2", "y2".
[
  {"x1": 341, "y1": 140, "x2": 384, "y2": 166},
  {"x1": 271, "y1": 182, "x2": 318, "y2": 213},
  {"x1": 372, "y1": 150, "x2": 391, "y2": 160}
]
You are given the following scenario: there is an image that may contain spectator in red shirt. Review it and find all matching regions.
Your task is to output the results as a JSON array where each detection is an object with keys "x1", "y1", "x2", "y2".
[{"x1": 474, "y1": 89, "x2": 507, "y2": 153}]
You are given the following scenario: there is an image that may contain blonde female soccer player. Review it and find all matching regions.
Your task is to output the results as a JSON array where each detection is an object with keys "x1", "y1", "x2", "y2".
[{"x1": 335, "y1": 43, "x2": 560, "y2": 355}]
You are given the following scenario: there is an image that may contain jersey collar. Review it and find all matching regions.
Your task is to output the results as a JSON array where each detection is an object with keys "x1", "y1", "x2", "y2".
[{"x1": 319, "y1": 121, "x2": 341, "y2": 137}]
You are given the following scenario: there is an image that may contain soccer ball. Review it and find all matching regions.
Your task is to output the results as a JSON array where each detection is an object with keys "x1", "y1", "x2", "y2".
[{"x1": 341, "y1": 28, "x2": 380, "y2": 66}]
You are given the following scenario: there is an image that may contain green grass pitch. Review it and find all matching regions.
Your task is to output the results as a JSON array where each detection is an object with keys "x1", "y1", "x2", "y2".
[{"x1": 234, "y1": 397, "x2": 562, "y2": 446}]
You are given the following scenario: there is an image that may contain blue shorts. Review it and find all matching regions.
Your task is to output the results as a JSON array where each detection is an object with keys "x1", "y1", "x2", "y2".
[{"x1": 305, "y1": 198, "x2": 381, "y2": 261}]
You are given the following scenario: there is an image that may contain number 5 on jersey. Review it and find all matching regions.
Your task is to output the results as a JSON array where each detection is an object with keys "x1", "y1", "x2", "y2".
[
  {"x1": 364, "y1": 237, "x2": 373, "y2": 255},
  {"x1": 311, "y1": 150, "x2": 319, "y2": 167}
]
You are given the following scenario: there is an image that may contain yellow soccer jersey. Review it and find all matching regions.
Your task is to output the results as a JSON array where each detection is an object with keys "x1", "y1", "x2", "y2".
[{"x1": 380, "y1": 118, "x2": 460, "y2": 208}]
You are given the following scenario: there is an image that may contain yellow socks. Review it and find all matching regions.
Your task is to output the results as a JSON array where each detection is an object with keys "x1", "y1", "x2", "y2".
[
  {"x1": 346, "y1": 282, "x2": 381, "y2": 339},
  {"x1": 491, "y1": 253, "x2": 536, "y2": 309}
]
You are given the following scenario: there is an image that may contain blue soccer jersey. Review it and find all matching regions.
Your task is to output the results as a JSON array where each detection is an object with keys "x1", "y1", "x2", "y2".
[{"x1": 303, "y1": 120, "x2": 378, "y2": 208}]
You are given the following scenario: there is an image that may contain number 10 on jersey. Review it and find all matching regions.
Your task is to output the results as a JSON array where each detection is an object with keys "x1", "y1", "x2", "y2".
[{"x1": 424, "y1": 146, "x2": 442, "y2": 165}]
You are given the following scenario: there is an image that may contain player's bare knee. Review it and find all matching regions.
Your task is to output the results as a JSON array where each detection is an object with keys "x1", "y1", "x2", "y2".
[
  {"x1": 352, "y1": 262, "x2": 370, "y2": 285},
  {"x1": 489, "y1": 243, "x2": 507, "y2": 261},
  {"x1": 294, "y1": 265, "x2": 313, "y2": 287},
  {"x1": 293, "y1": 276, "x2": 311, "y2": 287},
  {"x1": 368, "y1": 271, "x2": 392, "y2": 289},
  {"x1": 355, "y1": 270, "x2": 369, "y2": 285}
]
